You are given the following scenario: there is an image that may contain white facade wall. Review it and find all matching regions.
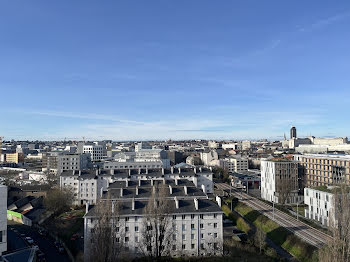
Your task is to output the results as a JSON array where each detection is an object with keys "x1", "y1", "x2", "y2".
[
  {"x1": 304, "y1": 188, "x2": 335, "y2": 227},
  {"x1": 83, "y1": 145, "x2": 103, "y2": 161},
  {"x1": 84, "y1": 211, "x2": 223, "y2": 260},
  {"x1": 0, "y1": 185, "x2": 7, "y2": 254}
]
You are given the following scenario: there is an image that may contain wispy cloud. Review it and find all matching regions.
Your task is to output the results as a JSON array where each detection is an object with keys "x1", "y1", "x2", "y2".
[{"x1": 298, "y1": 11, "x2": 350, "y2": 32}]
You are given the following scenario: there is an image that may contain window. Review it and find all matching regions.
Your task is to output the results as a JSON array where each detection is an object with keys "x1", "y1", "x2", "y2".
[
  {"x1": 135, "y1": 216, "x2": 138, "y2": 222},
  {"x1": 116, "y1": 227, "x2": 119, "y2": 232},
  {"x1": 191, "y1": 214, "x2": 195, "y2": 219},
  {"x1": 214, "y1": 223, "x2": 217, "y2": 228},
  {"x1": 182, "y1": 244, "x2": 186, "y2": 250},
  {"x1": 214, "y1": 213, "x2": 217, "y2": 218},
  {"x1": 191, "y1": 244, "x2": 195, "y2": 249},
  {"x1": 201, "y1": 233, "x2": 204, "y2": 239},
  {"x1": 173, "y1": 234, "x2": 176, "y2": 240},
  {"x1": 214, "y1": 243, "x2": 218, "y2": 249},
  {"x1": 200, "y1": 243, "x2": 204, "y2": 249},
  {"x1": 135, "y1": 236, "x2": 139, "y2": 242},
  {"x1": 135, "y1": 226, "x2": 139, "y2": 232},
  {"x1": 191, "y1": 224, "x2": 195, "y2": 229},
  {"x1": 116, "y1": 237, "x2": 120, "y2": 243},
  {"x1": 182, "y1": 215, "x2": 186, "y2": 219},
  {"x1": 125, "y1": 217, "x2": 129, "y2": 222},
  {"x1": 125, "y1": 227, "x2": 129, "y2": 232},
  {"x1": 214, "y1": 233, "x2": 218, "y2": 238},
  {"x1": 200, "y1": 224, "x2": 203, "y2": 229},
  {"x1": 200, "y1": 214, "x2": 204, "y2": 219},
  {"x1": 182, "y1": 234, "x2": 186, "y2": 240},
  {"x1": 125, "y1": 237, "x2": 129, "y2": 242},
  {"x1": 182, "y1": 225, "x2": 186, "y2": 231},
  {"x1": 172, "y1": 245, "x2": 176, "y2": 251},
  {"x1": 191, "y1": 234, "x2": 194, "y2": 239},
  {"x1": 173, "y1": 215, "x2": 177, "y2": 220}
]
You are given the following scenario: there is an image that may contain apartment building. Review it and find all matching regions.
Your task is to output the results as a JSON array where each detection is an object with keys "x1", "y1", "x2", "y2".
[
  {"x1": 60, "y1": 167, "x2": 214, "y2": 205},
  {"x1": 200, "y1": 151, "x2": 218, "y2": 166},
  {"x1": 42, "y1": 151, "x2": 62, "y2": 174},
  {"x1": 57, "y1": 153, "x2": 91, "y2": 174},
  {"x1": 294, "y1": 154, "x2": 350, "y2": 187},
  {"x1": 83, "y1": 179, "x2": 223, "y2": 261},
  {"x1": 0, "y1": 185, "x2": 7, "y2": 255},
  {"x1": 78, "y1": 143, "x2": 104, "y2": 162},
  {"x1": 304, "y1": 187, "x2": 335, "y2": 227},
  {"x1": 221, "y1": 157, "x2": 248, "y2": 173},
  {"x1": 261, "y1": 159, "x2": 301, "y2": 204}
]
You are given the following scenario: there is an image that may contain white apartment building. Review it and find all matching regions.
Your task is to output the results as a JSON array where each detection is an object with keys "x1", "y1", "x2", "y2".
[
  {"x1": 261, "y1": 159, "x2": 301, "y2": 204},
  {"x1": 134, "y1": 142, "x2": 152, "y2": 152},
  {"x1": 200, "y1": 151, "x2": 218, "y2": 166},
  {"x1": 0, "y1": 185, "x2": 7, "y2": 255},
  {"x1": 221, "y1": 157, "x2": 248, "y2": 173},
  {"x1": 60, "y1": 167, "x2": 215, "y2": 205},
  {"x1": 83, "y1": 181, "x2": 223, "y2": 261},
  {"x1": 304, "y1": 187, "x2": 335, "y2": 227},
  {"x1": 241, "y1": 140, "x2": 251, "y2": 150},
  {"x1": 78, "y1": 144, "x2": 104, "y2": 162},
  {"x1": 57, "y1": 153, "x2": 91, "y2": 174}
]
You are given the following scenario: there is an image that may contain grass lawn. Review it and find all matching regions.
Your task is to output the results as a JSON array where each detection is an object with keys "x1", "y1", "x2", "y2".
[{"x1": 233, "y1": 202, "x2": 318, "y2": 262}]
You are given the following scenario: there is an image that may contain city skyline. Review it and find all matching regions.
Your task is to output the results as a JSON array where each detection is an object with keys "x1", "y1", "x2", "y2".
[{"x1": 1, "y1": 1, "x2": 350, "y2": 140}]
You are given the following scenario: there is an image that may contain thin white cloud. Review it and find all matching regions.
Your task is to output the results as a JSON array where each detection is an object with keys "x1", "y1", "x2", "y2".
[{"x1": 299, "y1": 11, "x2": 350, "y2": 32}]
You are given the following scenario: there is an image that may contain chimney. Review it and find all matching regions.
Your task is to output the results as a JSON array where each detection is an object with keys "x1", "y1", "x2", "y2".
[
  {"x1": 151, "y1": 179, "x2": 154, "y2": 186},
  {"x1": 139, "y1": 179, "x2": 142, "y2": 186},
  {"x1": 125, "y1": 179, "x2": 129, "y2": 187},
  {"x1": 209, "y1": 166, "x2": 212, "y2": 172},
  {"x1": 85, "y1": 202, "x2": 89, "y2": 214},
  {"x1": 146, "y1": 168, "x2": 148, "y2": 174},
  {"x1": 136, "y1": 186, "x2": 139, "y2": 195},
  {"x1": 184, "y1": 186, "x2": 188, "y2": 195},
  {"x1": 194, "y1": 198, "x2": 199, "y2": 210},
  {"x1": 201, "y1": 184, "x2": 206, "y2": 193},
  {"x1": 216, "y1": 195, "x2": 222, "y2": 207},
  {"x1": 178, "y1": 168, "x2": 181, "y2": 174},
  {"x1": 132, "y1": 198, "x2": 135, "y2": 211},
  {"x1": 199, "y1": 167, "x2": 202, "y2": 173},
  {"x1": 128, "y1": 169, "x2": 131, "y2": 176},
  {"x1": 169, "y1": 185, "x2": 173, "y2": 195},
  {"x1": 161, "y1": 168, "x2": 165, "y2": 175},
  {"x1": 193, "y1": 177, "x2": 198, "y2": 187},
  {"x1": 96, "y1": 169, "x2": 99, "y2": 176},
  {"x1": 171, "y1": 167, "x2": 174, "y2": 174},
  {"x1": 175, "y1": 178, "x2": 178, "y2": 186},
  {"x1": 174, "y1": 197, "x2": 179, "y2": 209},
  {"x1": 193, "y1": 167, "x2": 197, "y2": 174},
  {"x1": 138, "y1": 168, "x2": 141, "y2": 174},
  {"x1": 79, "y1": 170, "x2": 81, "y2": 176},
  {"x1": 120, "y1": 188, "x2": 123, "y2": 197}
]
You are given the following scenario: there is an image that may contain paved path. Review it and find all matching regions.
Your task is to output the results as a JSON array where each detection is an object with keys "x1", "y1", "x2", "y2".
[{"x1": 215, "y1": 182, "x2": 332, "y2": 248}]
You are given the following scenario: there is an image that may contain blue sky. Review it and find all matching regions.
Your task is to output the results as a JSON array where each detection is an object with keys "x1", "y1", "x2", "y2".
[{"x1": 1, "y1": 1, "x2": 350, "y2": 141}]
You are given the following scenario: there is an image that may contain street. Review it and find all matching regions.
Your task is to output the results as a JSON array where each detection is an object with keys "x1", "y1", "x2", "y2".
[
  {"x1": 215, "y1": 182, "x2": 333, "y2": 248},
  {"x1": 8, "y1": 222, "x2": 71, "y2": 262}
]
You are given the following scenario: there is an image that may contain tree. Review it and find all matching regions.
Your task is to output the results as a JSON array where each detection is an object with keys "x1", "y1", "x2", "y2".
[
  {"x1": 276, "y1": 173, "x2": 297, "y2": 205},
  {"x1": 89, "y1": 199, "x2": 126, "y2": 262},
  {"x1": 44, "y1": 187, "x2": 74, "y2": 215},
  {"x1": 254, "y1": 224, "x2": 266, "y2": 254},
  {"x1": 319, "y1": 185, "x2": 350, "y2": 262},
  {"x1": 139, "y1": 183, "x2": 174, "y2": 261}
]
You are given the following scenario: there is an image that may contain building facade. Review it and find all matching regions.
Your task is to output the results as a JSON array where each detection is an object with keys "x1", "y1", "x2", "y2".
[
  {"x1": 0, "y1": 185, "x2": 7, "y2": 255},
  {"x1": 294, "y1": 154, "x2": 350, "y2": 187},
  {"x1": 57, "y1": 153, "x2": 91, "y2": 174},
  {"x1": 261, "y1": 159, "x2": 301, "y2": 204}
]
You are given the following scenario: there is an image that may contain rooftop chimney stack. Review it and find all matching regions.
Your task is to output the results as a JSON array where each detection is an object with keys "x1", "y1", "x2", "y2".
[
  {"x1": 174, "y1": 197, "x2": 179, "y2": 209},
  {"x1": 201, "y1": 184, "x2": 206, "y2": 193},
  {"x1": 171, "y1": 167, "x2": 174, "y2": 174},
  {"x1": 199, "y1": 167, "x2": 202, "y2": 173},
  {"x1": 184, "y1": 185, "x2": 188, "y2": 195},
  {"x1": 136, "y1": 186, "x2": 139, "y2": 195},
  {"x1": 194, "y1": 198, "x2": 199, "y2": 210},
  {"x1": 178, "y1": 168, "x2": 181, "y2": 174},
  {"x1": 139, "y1": 179, "x2": 142, "y2": 186},
  {"x1": 132, "y1": 198, "x2": 135, "y2": 211},
  {"x1": 193, "y1": 167, "x2": 197, "y2": 174},
  {"x1": 175, "y1": 178, "x2": 178, "y2": 186},
  {"x1": 169, "y1": 185, "x2": 173, "y2": 195},
  {"x1": 85, "y1": 203, "x2": 89, "y2": 214},
  {"x1": 216, "y1": 195, "x2": 222, "y2": 207},
  {"x1": 162, "y1": 168, "x2": 165, "y2": 175}
]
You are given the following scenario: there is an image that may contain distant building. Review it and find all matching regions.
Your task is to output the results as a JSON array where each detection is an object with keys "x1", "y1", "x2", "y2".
[
  {"x1": 290, "y1": 126, "x2": 297, "y2": 139},
  {"x1": 0, "y1": 185, "x2": 7, "y2": 255},
  {"x1": 241, "y1": 141, "x2": 251, "y2": 151},
  {"x1": 42, "y1": 152, "x2": 63, "y2": 174},
  {"x1": 220, "y1": 157, "x2": 248, "y2": 173},
  {"x1": 57, "y1": 153, "x2": 91, "y2": 174},
  {"x1": 261, "y1": 159, "x2": 302, "y2": 204},
  {"x1": 5, "y1": 153, "x2": 24, "y2": 164},
  {"x1": 200, "y1": 151, "x2": 218, "y2": 166},
  {"x1": 78, "y1": 143, "x2": 104, "y2": 162},
  {"x1": 135, "y1": 142, "x2": 152, "y2": 152},
  {"x1": 294, "y1": 154, "x2": 350, "y2": 187}
]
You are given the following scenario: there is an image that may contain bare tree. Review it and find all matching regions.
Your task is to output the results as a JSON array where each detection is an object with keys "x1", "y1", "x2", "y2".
[
  {"x1": 319, "y1": 185, "x2": 350, "y2": 262},
  {"x1": 44, "y1": 187, "x2": 74, "y2": 215},
  {"x1": 254, "y1": 221, "x2": 266, "y2": 254},
  {"x1": 276, "y1": 173, "x2": 297, "y2": 205},
  {"x1": 139, "y1": 183, "x2": 174, "y2": 261},
  {"x1": 89, "y1": 200, "x2": 126, "y2": 262}
]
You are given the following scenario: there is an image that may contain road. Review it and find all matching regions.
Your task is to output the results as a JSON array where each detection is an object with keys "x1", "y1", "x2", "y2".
[
  {"x1": 215, "y1": 182, "x2": 333, "y2": 248},
  {"x1": 8, "y1": 223, "x2": 71, "y2": 262}
]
